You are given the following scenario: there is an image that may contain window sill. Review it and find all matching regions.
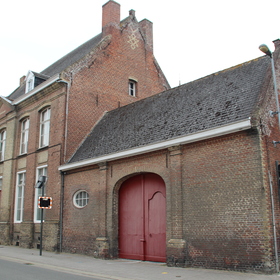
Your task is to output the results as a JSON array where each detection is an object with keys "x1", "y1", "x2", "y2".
[
  {"x1": 37, "y1": 145, "x2": 49, "y2": 152},
  {"x1": 18, "y1": 153, "x2": 27, "y2": 158}
]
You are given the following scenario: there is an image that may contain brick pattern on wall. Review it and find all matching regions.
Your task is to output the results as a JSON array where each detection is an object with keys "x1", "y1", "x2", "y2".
[{"x1": 62, "y1": 130, "x2": 277, "y2": 272}]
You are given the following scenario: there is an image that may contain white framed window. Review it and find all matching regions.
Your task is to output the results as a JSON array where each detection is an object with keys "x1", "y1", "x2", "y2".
[
  {"x1": 128, "y1": 80, "x2": 137, "y2": 97},
  {"x1": 20, "y1": 118, "x2": 29, "y2": 154},
  {"x1": 0, "y1": 176, "x2": 2, "y2": 207},
  {"x1": 39, "y1": 107, "x2": 51, "y2": 148},
  {"x1": 27, "y1": 79, "x2": 33, "y2": 92},
  {"x1": 34, "y1": 166, "x2": 47, "y2": 222},
  {"x1": 14, "y1": 171, "x2": 25, "y2": 223},
  {"x1": 25, "y1": 71, "x2": 35, "y2": 93},
  {"x1": 0, "y1": 130, "x2": 6, "y2": 161},
  {"x1": 73, "y1": 190, "x2": 89, "y2": 208}
]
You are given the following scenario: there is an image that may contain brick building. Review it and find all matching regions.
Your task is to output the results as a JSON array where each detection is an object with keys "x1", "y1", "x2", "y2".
[
  {"x1": 2, "y1": 0, "x2": 280, "y2": 274},
  {"x1": 59, "y1": 40, "x2": 280, "y2": 273},
  {"x1": 0, "y1": 1, "x2": 169, "y2": 251}
]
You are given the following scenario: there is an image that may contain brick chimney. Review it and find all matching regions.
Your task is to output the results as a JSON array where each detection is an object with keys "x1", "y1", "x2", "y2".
[
  {"x1": 139, "y1": 19, "x2": 153, "y2": 53},
  {"x1": 102, "y1": 0, "x2": 120, "y2": 37},
  {"x1": 273, "y1": 39, "x2": 280, "y2": 50},
  {"x1": 20, "y1": 75, "x2": 26, "y2": 87}
]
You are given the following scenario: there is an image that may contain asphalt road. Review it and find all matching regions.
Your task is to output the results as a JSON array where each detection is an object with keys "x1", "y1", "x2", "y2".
[{"x1": 0, "y1": 258, "x2": 107, "y2": 280}]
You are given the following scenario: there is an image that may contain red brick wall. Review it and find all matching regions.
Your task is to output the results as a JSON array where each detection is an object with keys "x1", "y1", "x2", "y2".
[
  {"x1": 181, "y1": 130, "x2": 272, "y2": 271},
  {"x1": 62, "y1": 129, "x2": 275, "y2": 272},
  {"x1": 1, "y1": 4, "x2": 170, "y2": 250},
  {"x1": 63, "y1": 167, "x2": 100, "y2": 255},
  {"x1": 63, "y1": 19, "x2": 169, "y2": 160},
  {"x1": 255, "y1": 41, "x2": 280, "y2": 270}
]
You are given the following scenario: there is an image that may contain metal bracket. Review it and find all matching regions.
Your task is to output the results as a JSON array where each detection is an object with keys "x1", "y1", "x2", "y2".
[
  {"x1": 269, "y1": 110, "x2": 279, "y2": 117},
  {"x1": 273, "y1": 141, "x2": 280, "y2": 147}
]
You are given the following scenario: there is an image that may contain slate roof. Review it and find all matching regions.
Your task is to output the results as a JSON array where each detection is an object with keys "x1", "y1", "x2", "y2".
[
  {"x1": 69, "y1": 56, "x2": 270, "y2": 163},
  {"x1": 8, "y1": 34, "x2": 102, "y2": 101},
  {"x1": 41, "y1": 34, "x2": 102, "y2": 77}
]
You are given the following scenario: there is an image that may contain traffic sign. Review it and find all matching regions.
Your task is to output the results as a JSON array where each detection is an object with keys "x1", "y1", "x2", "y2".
[{"x1": 38, "y1": 197, "x2": 52, "y2": 209}]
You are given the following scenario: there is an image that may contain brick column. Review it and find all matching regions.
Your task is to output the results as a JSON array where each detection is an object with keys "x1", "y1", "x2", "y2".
[
  {"x1": 96, "y1": 162, "x2": 109, "y2": 258},
  {"x1": 167, "y1": 145, "x2": 186, "y2": 266}
]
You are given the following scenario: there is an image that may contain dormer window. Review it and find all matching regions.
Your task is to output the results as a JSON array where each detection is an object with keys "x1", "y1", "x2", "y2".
[
  {"x1": 24, "y1": 71, "x2": 49, "y2": 93},
  {"x1": 129, "y1": 79, "x2": 137, "y2": 97},
  {"x1": 25, "y1": 71, "x2": 35, "y2": 93},
  {"x1": 27, "y1": 79, "x2": 34, "y2": 92}
]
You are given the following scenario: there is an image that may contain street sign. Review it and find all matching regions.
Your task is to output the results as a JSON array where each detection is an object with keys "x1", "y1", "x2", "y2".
[{"x1": 38, "y1": 197, "x2": 52, "y2": 209}]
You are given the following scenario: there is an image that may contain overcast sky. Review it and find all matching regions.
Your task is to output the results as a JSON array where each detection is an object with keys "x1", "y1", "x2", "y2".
[{"x1": 1, "y1": 0, "x2": 279, "y2": 97}]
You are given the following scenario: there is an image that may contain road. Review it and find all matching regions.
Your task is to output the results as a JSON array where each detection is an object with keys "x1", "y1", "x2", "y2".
[
  {"x1": 2, "y1": 246, "x2": 280, "y2": 280},
  {"x1": 0, "y1": 258, "x2": 108, "y2": 280}
]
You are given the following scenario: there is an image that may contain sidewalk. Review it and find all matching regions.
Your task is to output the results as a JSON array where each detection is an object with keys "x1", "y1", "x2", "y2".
[{"x1": 0, "y1": 245, "x2": 280, "y2": 280}]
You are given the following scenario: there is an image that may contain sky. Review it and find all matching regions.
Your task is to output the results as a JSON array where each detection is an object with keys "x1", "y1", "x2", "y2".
[{"x1": 1, "y1": 0, "x2": 279, "y2": 97}]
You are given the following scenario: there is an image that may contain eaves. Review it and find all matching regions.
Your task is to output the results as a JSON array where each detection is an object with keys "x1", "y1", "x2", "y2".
[
  {"x1": 12, "y1": 74, "x2": 60, "y2": 105},
  {"x1": 59, "y1": 119, "x2": 252, "y2": 172}
]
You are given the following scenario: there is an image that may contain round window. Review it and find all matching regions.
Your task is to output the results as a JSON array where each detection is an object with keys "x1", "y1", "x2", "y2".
[{"x1": 73, "y1": 190, "x2": 89, "y2": 208}]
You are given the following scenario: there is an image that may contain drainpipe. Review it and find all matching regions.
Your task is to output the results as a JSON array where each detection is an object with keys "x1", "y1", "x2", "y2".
[
  {"x1": 56, "y1": 78, "x2": 69, "y2": 253},
  {"x1": 57, "y1": 79, "x2": 71, "y2": 253},
  {"x1": 59, "y1": 171, "x2": 65, "y2": 253},
  {"x1": 268, "y1": 172, "x2": 279, "y2": 274},
  {"x1": 56, "y1": 78, "x2": 71, "y2": 163}
]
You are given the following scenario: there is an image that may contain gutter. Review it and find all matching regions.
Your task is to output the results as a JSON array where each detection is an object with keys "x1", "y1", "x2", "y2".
[
  {"x1": 0, "y1": 95, "x2": 13, "y2": 104},
  {"x1": 12, "y1": 74, "x2": 60, "y2": 105},
  {"x1": 59, "y1": 118, "x2": 251, "y2": 172}
]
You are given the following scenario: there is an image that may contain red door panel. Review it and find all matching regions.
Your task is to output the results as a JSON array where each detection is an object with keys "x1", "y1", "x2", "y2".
[
  {"x1": 146, "y1": 191, "x2": 166, "y2": 262},
  {"x1": 119, "y1": 176, "x2": 144, "y2": 260},
  {"x1": 119, "y1": 173, "x2": 166, "y2": 262}
]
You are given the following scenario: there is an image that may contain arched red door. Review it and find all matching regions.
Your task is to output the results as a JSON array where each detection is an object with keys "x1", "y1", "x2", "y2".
[{"x1": 119, "y1": 173, "x2": 166, "y2": 262}]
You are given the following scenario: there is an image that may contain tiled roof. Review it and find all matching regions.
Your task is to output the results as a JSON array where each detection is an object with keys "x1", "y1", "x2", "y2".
[
  {"x1": 8, "y1": 34, "x2": 102, "y2": 101},
  {"x1": 41, "y1": 34, "x2": 102, "y2": 77},
  {"x1": 69, "y1": 56, "x2": 270, "y2": 163}
]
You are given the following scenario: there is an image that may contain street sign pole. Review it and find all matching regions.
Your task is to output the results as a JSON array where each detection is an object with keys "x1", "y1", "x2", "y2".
[
  {"x1": 35, "y1": 175, "x2": 47, "y2": 256},
  {"x1": 39, "y1": 184, "x2": 44, "y2": 256}
]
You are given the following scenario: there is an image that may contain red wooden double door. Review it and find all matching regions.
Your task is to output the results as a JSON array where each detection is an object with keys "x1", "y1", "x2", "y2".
[{"x1": 119, "y1": 173, "x2": 166, "y2": 262}]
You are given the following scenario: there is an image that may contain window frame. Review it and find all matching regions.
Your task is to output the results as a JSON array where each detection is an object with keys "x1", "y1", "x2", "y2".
[
  {"x1": 27, "y1": 79, "x2": 33, "y2": 92},
  {"x1": 25, "y1": 71, "x2": 35, "y2": 93},
  {"x1": 39, "y1": 107, "x2": 51, "y2": 148},
  {"x1": 0, "y1": 130, "x2": 6, "y2": 161},
  {"x1": 0, "y1": 176, "x2": 2, "y2": 206},
  {"x1": 34, "y1": 166, "x2": 48, "y2": 223},
  {"x1": 128, "y1": 79, "x2": 137, "y2": 97},
  {"x1": 14, "y1": 171, "x2": 26, "y2": 223},
  {"x1": 73, "y1": 190, "x2": 89, "y2": 208},
  {"x1": 20, "y1": 118, "x2": 29, "y2": 155}
]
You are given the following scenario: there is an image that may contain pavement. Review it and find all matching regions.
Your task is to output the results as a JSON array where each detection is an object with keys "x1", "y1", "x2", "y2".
[{"x1": 1, "y1": 245, "x2": 280, "y2": 280}]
